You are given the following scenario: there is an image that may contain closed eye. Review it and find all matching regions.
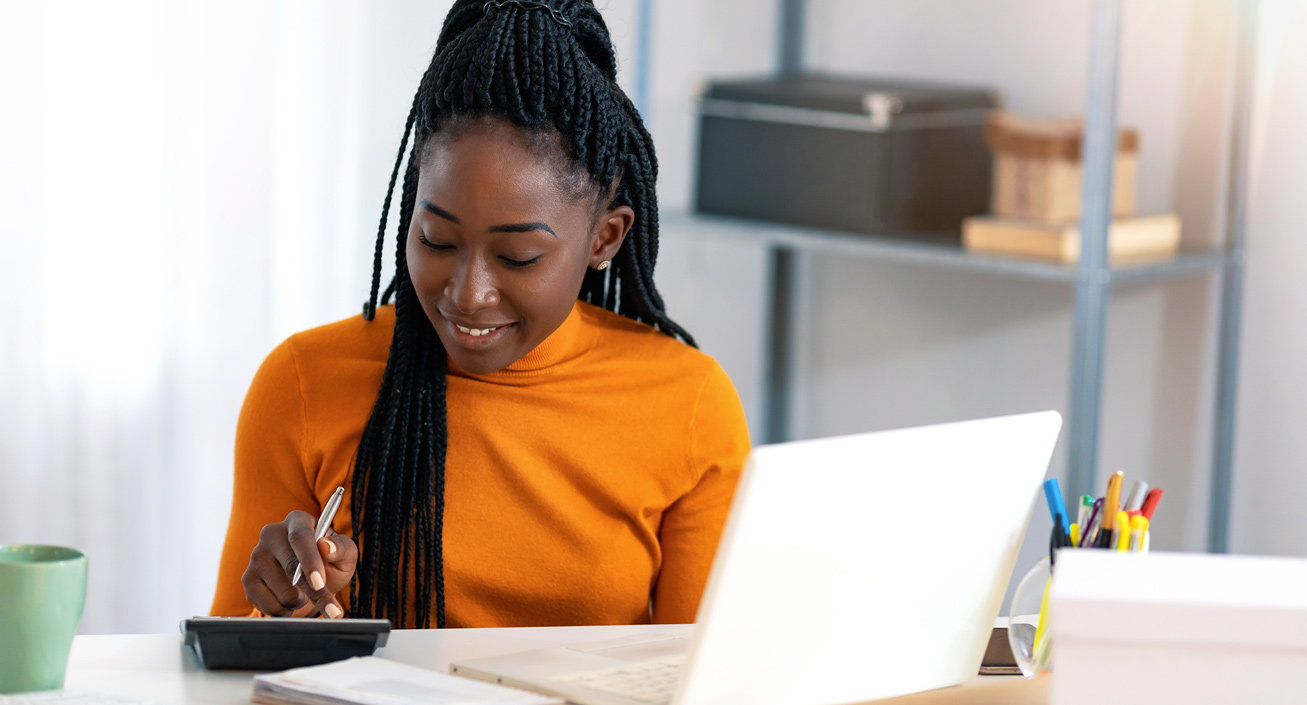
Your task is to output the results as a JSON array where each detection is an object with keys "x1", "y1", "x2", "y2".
[
  {"x1": 500, "y1": 255, "x2": 541, "y2": 269},
  {"x1": 418, "y1": 233, "x2": 454, "y2": 252},
  {"x1": 419, "y1": 233, "x2": 539, "y2": 267}
]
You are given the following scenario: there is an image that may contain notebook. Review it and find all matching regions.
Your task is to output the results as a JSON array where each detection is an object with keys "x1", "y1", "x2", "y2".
[
  {"x1": 450, "y1": 411, "x2": 1063, "y2": 705},
  {"x1": 252, "y1": 656, "x2": 561, "y2": 705}
]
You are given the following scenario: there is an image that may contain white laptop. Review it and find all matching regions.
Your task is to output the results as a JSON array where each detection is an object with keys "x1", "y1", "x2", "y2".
[{"x1": 450, "y1": 411, "x2": 1062, "y2": 705}]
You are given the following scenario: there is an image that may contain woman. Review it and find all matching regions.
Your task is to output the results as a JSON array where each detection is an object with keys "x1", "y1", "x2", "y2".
[{"x1": 210, "y1": 0, "x2": 750, "y2": 629}]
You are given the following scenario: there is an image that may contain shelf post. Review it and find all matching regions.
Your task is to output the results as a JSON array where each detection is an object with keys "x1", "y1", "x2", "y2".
[
  {"x1": 764, "y1": 247, "x2": 797, "y2": 443},
  {"x1": 633, "y1": 0, "x2": 652, "y2": 117},
  {"x1": 1208, "y1": 0, "x2": 1257, "y2": 554},
  {"x1": 1066, "y1": 0, "x2": 1123, "y2": 501},
  {"x1": 778, "y1": 0, "x2": 806, "y2": 77},
  {"x1": 761, "y1": 0, "x2": 806, "y2": 443}
]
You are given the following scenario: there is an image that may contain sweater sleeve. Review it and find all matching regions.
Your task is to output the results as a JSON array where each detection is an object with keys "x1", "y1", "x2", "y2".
[
  {"x1": 652, "y1": 362, "x2": 751, "y2": 624},
  {"x1": 210, "y1": 338, "x2": 318, "y2": 616}
]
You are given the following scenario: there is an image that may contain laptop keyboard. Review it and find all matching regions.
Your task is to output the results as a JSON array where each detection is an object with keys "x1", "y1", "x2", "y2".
[{"x1": 551, "y1": 656, "x2": 685, "y2": 704}]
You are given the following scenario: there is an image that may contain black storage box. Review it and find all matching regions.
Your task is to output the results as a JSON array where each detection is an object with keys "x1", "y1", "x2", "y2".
[{"x1": 695, "y1": 74, "x2": 1000, "y2": 242}]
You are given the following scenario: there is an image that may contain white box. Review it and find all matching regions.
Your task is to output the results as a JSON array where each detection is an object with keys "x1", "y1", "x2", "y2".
[{"x1": 1049, "y1": 550, "x2": 1307, "y2": 705}]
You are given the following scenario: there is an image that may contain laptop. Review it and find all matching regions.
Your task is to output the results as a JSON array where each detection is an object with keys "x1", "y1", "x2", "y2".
[{"x1": 450, "y1": 411, "x2": 1062, "y2": 705}]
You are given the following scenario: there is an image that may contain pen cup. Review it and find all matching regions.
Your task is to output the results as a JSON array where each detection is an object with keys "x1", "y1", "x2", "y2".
[
  {"x1": 0, "y1": 545, "x2": 88, "y2": 693},
  {"x1": 1007, "y1": 556, "x2": 1052, "y2": 678}
]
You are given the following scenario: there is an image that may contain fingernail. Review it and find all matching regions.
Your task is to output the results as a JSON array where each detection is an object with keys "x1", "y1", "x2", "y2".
[
  {"x1": 309, "y1": 571, "x2": 325, "y2": 591},
  {"x1": 323, "y1": 538, "x2": 336, "y2": 556},
  {"x1": 325, "y1": 603, "x2": 343, "y2": 619}
]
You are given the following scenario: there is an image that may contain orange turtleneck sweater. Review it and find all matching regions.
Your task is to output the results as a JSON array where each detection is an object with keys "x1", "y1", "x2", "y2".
[{"x1": 210, "y1": 300, "x2": 750, "y2": 627}]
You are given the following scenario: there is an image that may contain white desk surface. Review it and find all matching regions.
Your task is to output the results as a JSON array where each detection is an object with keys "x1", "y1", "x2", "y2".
[{"x1": 64, "y1": 624, "x2": 1047, "y2": 705}]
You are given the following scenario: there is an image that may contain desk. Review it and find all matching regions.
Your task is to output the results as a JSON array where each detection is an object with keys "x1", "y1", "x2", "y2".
[{"x1": 64, "y1": 625, "x2": 1047, "y2": 705}]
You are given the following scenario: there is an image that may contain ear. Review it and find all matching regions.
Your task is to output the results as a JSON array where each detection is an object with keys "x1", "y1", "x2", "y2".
[{"x1": 589, "y1": 204, "x2": 634, "y2": 268}]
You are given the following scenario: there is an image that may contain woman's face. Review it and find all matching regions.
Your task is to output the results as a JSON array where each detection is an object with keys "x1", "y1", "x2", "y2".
[{"x1": 406, "y1": 118, "x2": 631, "y2": 375}]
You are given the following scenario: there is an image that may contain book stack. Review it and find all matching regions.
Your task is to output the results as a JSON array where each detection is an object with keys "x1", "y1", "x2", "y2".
[{"x1": 963, "y1": 111, "x2": 1181, "y2": 263}]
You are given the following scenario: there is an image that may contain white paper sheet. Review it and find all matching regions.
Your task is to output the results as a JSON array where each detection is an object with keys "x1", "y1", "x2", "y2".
[{"x1": 254, "y1": 657, "x2": 560, "y2": 705}]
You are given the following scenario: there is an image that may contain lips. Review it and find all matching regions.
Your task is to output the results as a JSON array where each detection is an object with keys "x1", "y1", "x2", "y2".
[
  {"x1": 440, "y1": 312, "x2": 516, "y2": 349},
  {"x1": 454, "y1": 323, "x2": 500, "y2": 337}
]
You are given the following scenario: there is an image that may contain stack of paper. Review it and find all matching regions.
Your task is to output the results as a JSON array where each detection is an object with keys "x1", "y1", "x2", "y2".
[{"x1": 252, "y1": 657, "x2": 561, "y2": 705}]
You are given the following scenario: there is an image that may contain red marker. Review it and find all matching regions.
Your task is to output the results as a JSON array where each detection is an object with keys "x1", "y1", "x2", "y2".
[{"x1": 1140, "y1": 488, "x2": 1164, "y2": 520}]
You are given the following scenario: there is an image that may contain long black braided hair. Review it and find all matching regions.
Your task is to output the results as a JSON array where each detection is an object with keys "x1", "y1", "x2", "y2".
[{"x1": 349, "y1": 0, "x2": 693, "y2": 629}]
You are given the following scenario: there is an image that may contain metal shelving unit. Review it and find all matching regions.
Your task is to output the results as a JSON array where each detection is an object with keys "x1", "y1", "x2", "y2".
[
  {"x1": 663, "y1": 213, "x2": 1230, "y2": 287},
  {"x1": 663, "y1": 0, "x2": 1255, "y2": 552}
]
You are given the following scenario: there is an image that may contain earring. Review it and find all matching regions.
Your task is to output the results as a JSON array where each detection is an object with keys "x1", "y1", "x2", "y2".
[{"x1": 595, "y1": 260, "x2": 610, "y2": 271}]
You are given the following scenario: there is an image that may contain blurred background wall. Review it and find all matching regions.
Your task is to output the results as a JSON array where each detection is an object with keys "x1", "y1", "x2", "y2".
[{"x1": 1, "y1": 0, "x2": 1304, "y2": 634}]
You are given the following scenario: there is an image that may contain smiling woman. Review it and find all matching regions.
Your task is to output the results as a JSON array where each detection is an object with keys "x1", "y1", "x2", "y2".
[
  {"x1": 407, "y1": 118, "x2": 631, "y2": 375},
  {"x1": 209, "y1": 0, "x2": 751, "y2": 629}
]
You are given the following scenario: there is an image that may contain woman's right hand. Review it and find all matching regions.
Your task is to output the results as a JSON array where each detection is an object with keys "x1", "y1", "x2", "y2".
[{"x1": 241, "y1": 511, "x2": 358, "y2": 618}]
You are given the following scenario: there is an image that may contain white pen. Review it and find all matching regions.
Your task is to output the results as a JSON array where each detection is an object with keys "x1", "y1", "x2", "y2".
[{"x1": 290, "y1": 486, "x2": 345, "y2": 589}]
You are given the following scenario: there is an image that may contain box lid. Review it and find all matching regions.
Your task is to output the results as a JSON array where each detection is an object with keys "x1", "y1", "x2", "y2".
[
  {"x1": 986, "y1": 111, "x2": 1138, "y2": 160},
  {"x1": 701, "y1": 74, "x2": 998, "y2": 130},
  {"x1": 1049, "y1": 550, "x2": 1307, "y2": 650}
]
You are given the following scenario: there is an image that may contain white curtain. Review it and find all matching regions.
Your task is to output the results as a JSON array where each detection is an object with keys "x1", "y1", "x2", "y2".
[{"x1": 0, "y1": 0, "x2": 378, "y2": 633}]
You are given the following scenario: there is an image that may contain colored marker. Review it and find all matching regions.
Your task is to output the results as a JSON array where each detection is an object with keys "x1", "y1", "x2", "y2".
[
  {"x1": 1115, "y1": 511, "x2": 1130, "y2": 551},
  {"x1": 1081, "y1": 513, "x2": 1100, "y2": 548},
  {"x1": 1070, "y1": 523, "x2": 1081, "y2": 548},
  {"x1": 1124, "y1": 481, "x2": 1149, "y2": 512},
  {"x1": 1129, "y1": 515, "x2": 1148, "y2": 552},
  {"x1": 1077, "y1": 495, "x2": 1094, "y2": 532},
  {"x1": 1043, "y1": 478, "x2": 1071, "y2": 534},
  {"x1": 1141, "y1": 488, "x2": 1164, "y2": 520},
  {"x1": 1100, "y1": 472, "x2": 1124, "y2": 548},
  {"x1": 1049, "y1": 525, "x2": 1064, "y2": 566},
  {"x1": 1082, "y1": 497, "x2": 1104, "y2": 546},
  {"x1": 1032, "y1": 577, "x2": 1052, "y2": 658}
]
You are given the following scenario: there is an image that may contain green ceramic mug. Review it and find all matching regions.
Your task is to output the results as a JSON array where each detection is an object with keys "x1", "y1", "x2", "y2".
[{"x1": 0, "y1": 545, "x2": 88, "y2": 693}]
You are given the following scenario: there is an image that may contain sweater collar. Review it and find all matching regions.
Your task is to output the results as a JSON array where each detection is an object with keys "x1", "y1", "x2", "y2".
[{"x1": 448, "y1": 301, "x2": 595, "y2": 383}]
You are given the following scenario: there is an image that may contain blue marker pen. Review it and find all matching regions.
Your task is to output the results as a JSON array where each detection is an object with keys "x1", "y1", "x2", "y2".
[{"x1": 1043, "y1": 478, "x2": 1071, "y2": 535}]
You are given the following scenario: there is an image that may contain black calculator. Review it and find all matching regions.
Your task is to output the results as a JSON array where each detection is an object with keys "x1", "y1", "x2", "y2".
[{"x1": 181, "y1": 617, "x2": 391, "y2": 670}]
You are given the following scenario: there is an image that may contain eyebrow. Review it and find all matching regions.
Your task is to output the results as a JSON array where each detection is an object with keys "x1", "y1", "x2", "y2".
[
  {"x1": 490, "y1": 222, "x2": 557, "y2": 238},
  {"x1": 420, "y1": 200, "x2": 460, "y2": 224},
  {"x1": 420, "y1": 199, "x2": 557, "y2": 238}
]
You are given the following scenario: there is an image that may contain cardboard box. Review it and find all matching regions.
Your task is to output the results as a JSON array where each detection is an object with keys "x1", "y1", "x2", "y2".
[
  {"x1": 986, "y1": 112, "x2": 1137, "y2": 223},
  {"x1": 696, "y1": 74, "x2": 998, "y2": 242},
  {"x1": 962, "y1": 214, "x2": 1180, "y2": 263},
  {"x1": 1049, "y1": 551, "x2": 1307, "y2": 705}
]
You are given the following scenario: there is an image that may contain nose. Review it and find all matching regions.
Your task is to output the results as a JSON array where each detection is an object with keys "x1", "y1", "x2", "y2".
[{"x1": 445, "y1": 252, "x2": 500, "y2": 314}]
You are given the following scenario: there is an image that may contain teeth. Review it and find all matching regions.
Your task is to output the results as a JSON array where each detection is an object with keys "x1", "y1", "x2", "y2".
[{"x1": 456, "y1": 324, "x2": 499, "y2": 337}]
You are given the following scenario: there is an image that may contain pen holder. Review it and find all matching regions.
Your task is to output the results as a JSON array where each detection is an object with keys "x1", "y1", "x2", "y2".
[{"x1": 1007, "y1": 557, "x2": 1052, "y2": 678}]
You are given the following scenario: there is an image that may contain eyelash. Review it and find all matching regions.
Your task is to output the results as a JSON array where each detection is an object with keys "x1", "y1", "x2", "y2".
[
  {"x1": 417, "y1": 234, "x2": 453, "y2": 252},
  {"x1": 418, "y1": 234, "x2": 541, "y2": 269},
  {"x1": 501, "y1": 256, "x2": 541, "y2": 269}
]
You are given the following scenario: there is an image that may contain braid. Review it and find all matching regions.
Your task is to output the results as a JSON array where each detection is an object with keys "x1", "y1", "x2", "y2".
[
  {"x1": 363, "y1": 104, "x2": 417, "y2": 321},
  {"x1": 351, "y1": 0, "x2": 690, "y2": 628}
]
